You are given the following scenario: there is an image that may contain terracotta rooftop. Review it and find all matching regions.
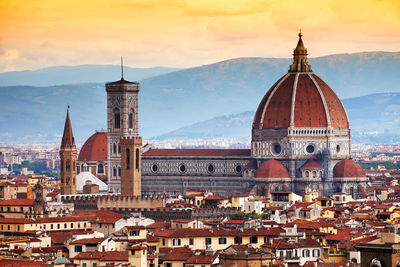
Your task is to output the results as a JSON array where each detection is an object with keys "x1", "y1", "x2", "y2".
[
  {"x1": 73, "y1": 251, "x2": 129, "y2": 261},
  {"x1": 333, "y1": 159, "x2": 365, "y2": 178},
  {"x1": 143, "y1": 149, "x2": 251, "y2": 157},
  {"x1": 0, "y1": 198, "x2": 34, "y2": 206},
  {"x1": 254, "y1": 159, "x2": 290, "y2": 178}
]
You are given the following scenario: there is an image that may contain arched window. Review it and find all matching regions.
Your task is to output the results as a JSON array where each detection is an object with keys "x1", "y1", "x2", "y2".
[
  {"x1": 114, "y1": 108, "x2": 120, "y2": 129},
  {"x1": 66, "y1": 160, "x2": 70, "y2": 172},
  {"x1": 118, "y1": 167, "x2": 121, "y2": 176},
  {"x1": 113, "y1": 143, "x2": 117, "y2": 154},
  {"x1": 135, "y1": 148, "x2": 139, "y2": 170},
  {"x1": 98, "y1": 164, "x2": 104, "y2": 174},
  {"x1": 129, "y1": 112, "x2": 134, "y2": 129},
  {"x1": 118, "y1": 143, "x2": 121, "y2": 154},
  {"x1": 350, "y1": 187, "x2": 354, "y2": 198},
  {"x1": 113, "y1": 167, "x2": 116, "y2": 177},
  {"x1": 126, "y1": 149, "x2": 130, "y2": 169}
]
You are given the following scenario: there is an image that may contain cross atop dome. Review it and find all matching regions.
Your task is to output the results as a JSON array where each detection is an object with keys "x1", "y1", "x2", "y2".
[{"x1": 289, "y1": 31, "x2": 312, "y2": 72}]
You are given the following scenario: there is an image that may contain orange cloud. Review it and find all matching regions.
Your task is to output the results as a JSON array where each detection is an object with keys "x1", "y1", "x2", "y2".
[{"x1": 0, "y1": 0, "x2": 399, "y2": 72}]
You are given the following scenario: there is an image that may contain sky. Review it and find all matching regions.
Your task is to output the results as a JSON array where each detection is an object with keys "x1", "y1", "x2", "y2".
[{"x1": 0, "y1": 0, "x2": 399, "y2": 72}]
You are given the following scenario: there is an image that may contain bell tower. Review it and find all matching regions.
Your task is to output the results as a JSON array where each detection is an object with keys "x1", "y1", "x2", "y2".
[
  {"x1": 120, "y1": 136, "x2": 142, "y2": 196},
  {"x1": 60, "y1": 107, "x2": 77, "y2": 195},
  {"x1": 106, "y1": 59, "x2": 140, "y2": 193}
]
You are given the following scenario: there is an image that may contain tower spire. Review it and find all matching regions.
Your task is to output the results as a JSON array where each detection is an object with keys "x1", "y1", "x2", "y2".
[
  {"x1": 61, "y1": 106, "x2": 76, "y2": 149},
  {"x1": 289, "y1": 31, "x2": 312, "y2": 72}
]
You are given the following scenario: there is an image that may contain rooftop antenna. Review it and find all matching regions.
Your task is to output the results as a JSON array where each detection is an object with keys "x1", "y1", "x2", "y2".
[{"x1": 121, "y1": 56, "x2": 124, "y2": 79}]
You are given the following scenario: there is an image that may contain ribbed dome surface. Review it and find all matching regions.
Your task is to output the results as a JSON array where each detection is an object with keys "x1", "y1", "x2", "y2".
[
  {"x1": 253, "y1": 73, "x2": 349, "y2": 130},
  {"x1": 78, "y1": 132, "x2": 108, "y2": 162},
  {"x1": 253, "y1": 33, "x2": 348, "y2": 131},
  {"x1": 254, "y1": 159, "x2": 290, "y2": 178},
  {"x1": 333, "y1": 159, "x2": 365, "y2": 178}
]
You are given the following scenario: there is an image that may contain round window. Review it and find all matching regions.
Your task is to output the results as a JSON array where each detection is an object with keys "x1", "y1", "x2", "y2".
[
  {"x1": 179, "y1": 164, "x2": 186, "y2": 173},
  {"x1": 272, "y1": 143, "x2": 282, "y2": 155},
  {"x1": 306, "y1": 145, "x2": 315, "y2": 154},
  {"x1": 207, "y1": 164, "x2": 215, "y2": 173},
  {"x1": 151, "y1": 164, "x2": 158, "y2": 172},
  {"x1": 235, "y1": 164, "x2": 242, "y2": 173},
  {"x1": 336, "y1": 144, "x2": 341, "y2": 153}
]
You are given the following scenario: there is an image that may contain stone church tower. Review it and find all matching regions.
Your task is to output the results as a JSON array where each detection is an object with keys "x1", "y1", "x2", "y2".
[
  {"x1": 105, "y1": 73, "x2": 140, "y2": 193},
  {"x1": 60, "y1": 108, "x2": 77, "y2": 195},
  {"x1": 120, "y1": 136, "x2": 142, "y2": 196}
]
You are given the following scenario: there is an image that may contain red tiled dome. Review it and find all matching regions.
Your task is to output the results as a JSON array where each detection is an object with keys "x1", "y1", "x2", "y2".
[
  {"x1": 253, "y1": 73, "x2": 348, "y2": 129},
  {"x1": 253, "y1": 34, "x2": 349, "y2": 130},
  {"x1": 254, "y1": 159, "x2": 290, "y2": 178},
  {"x1": 78, "y1": 132, "x2": 108, "y2": 162},
  {"x1": 301, "y1": 160, "x2": 323, "y2": 169},
  {"x1": 333, "y1": 159, "x2": 365, "y2": 178}
]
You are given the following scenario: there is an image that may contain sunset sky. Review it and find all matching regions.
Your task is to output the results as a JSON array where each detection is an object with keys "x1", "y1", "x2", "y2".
[{"x1": 0, "y1": 0, "x2": 399, "y2": 72}]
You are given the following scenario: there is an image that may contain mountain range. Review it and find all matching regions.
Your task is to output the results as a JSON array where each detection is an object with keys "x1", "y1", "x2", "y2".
[
  {"x1": 154, "y1": 92, "x2": 400, "y2": 143},
  {"x1": 0, "y1": 51, "x2": 399, "y2": 144}
]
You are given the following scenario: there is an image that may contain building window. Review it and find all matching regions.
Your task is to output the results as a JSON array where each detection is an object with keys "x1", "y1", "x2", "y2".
[
  {"x1": 113, "y1": 167, "x2": 117, "y2": 177},
  {"x1": 172, "y1": 239, "x2": 181, "y2": 246},
  {"x1": 74, "y1": 245, "x2": 82, "y2": 252},
  {"x1": 129, "y1": 230, "x2": 140, "y2": 236},
  {"x1": 118, "y1": 167, "x2": 121, "y2": 177},
  {"x1": 189, "y1": 238, "x2": 194, "y2": 245},
  {"x1": 114, "y1": 110, "x2": 120, "y2": 129},
  {"x1": 98, "y1": 164, "x2": 104, "y2": 174},
  {"x1": 113, "y1": 143, "x2": 117, "y2": 154},
  {"x1": 129, "y1": 113, "x2": 134, "y2": 129},
  {"x1": 179, "y1": 164, "x2": 186, "y2": 173},
  {"x1": 218, "y1": 237, "x2": 227, "y2": 244},
  {"x1": 207, "y1": 164, "x2": 215, "y2": 173},
  {"x1": 205, "y1": 238, "x2": 212, "y2": 245},
  {"x1": 303, "y1": 249, "x2": 310, "y2": 257},
  {"x1": 126, "y1": 149, "x2": 130, "y2": 169},
  {"x1": 118, "y1": 144, "x2": 121, "y2": 153},
  {"x1": 135, "y1": 149, "x2": 139, "y2": 170},
  {"x1": 313, "y1": 249, "x2": 320, "y2": 257},
  {"x1": 152, "y1": 164, "x2": 158, "y2": 173},
  {"x1": 306, "y1": 144, "x2": 315, "y2": 154},
  {"x1": 66, "y1": 160, "x2": 70, "y2": 172},
  {"x1": 272, "y1": 143, "x2": 282, "y2": 155},
  {"x1": 250, "y1": 236, "x2": 258, "y2": 243},
  {"x1": 234, "y1": 236, "x2": 242, "y2": 244},
  {"x1": 235, "y1": 164, "x2": 242, "y2": 173}
]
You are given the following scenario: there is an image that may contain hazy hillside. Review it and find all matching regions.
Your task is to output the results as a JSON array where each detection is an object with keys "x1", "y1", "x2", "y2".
[
  {"x1": 0, "y1": 65, "x2": 180, "y2": 86},
  {"x1": 154, "y1": 93, "x2": 400, "y2": 143},
  {"x1": 0, "y1": 52, "x2": 399, "y2": 144}
]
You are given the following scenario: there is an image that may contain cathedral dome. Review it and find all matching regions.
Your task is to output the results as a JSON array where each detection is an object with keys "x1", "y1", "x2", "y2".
[
  {"x1": 333, "y1": 159, "x2": 365, "y2": 178},
  {"x1": 78, "y1": 132, "x2": 108, "y2": 162},
  {"x1": 252, "y1": 33, "x2": 349, "y2": 130},
  {"x1": 254, "y1": 159, "x2": 290, "y2": 178}
]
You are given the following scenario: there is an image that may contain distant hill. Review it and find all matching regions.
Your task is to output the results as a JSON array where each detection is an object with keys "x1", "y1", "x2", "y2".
[
  {"x1": 0, "y1": 51, "x2": 399, "y2": 144},
  {"x1": 0, "y1": 65, "x2": 180, "y2": 86},
  {"x1": 154, "y1": 93, "x2": 400, "y2": 143}
]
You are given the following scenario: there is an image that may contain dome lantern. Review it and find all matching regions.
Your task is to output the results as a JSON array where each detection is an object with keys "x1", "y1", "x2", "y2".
[{"x1": 289, "y1": 31, "x2": 312, "y2": 73}]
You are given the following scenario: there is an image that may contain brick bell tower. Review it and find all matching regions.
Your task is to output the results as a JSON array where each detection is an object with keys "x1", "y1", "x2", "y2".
[
  {"x1": 120, "y1": 136, "x2": 142, "y2": 196},
  {"x1": 60, "y1": 107, "x2": 77, "y2": 195},
  {"x1": 106, "y1": 58, "x2": 140, "y2": 193}
]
